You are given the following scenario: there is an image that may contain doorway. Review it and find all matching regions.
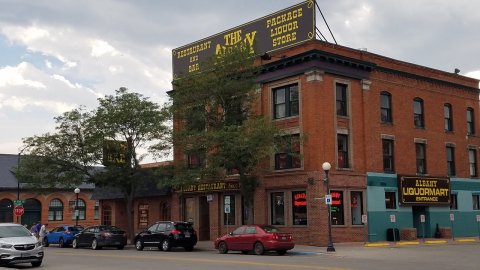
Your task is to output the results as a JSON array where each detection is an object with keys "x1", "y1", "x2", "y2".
[
  {"x1": 412, "y1": 206, "x2": 429, "y2": 238},
  {"x1": 198, "y1": 196, "x2": 210, "y2": 240},
  {"x1": 23, "y1": 198, "x2": 41, "y2": 228}
]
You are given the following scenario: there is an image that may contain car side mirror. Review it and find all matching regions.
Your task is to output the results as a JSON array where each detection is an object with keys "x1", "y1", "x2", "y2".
[{"x1": 228, "y1": 232, "x2": 233, "y2": 236}]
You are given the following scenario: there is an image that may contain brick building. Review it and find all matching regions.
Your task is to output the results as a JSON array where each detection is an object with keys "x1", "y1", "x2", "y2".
[
  {"x1": 0, "y1": 154, "x2": 98, "y2": 229},
  {"x1": 169, "y1": 39, "x2": 480, "y2": 245}
]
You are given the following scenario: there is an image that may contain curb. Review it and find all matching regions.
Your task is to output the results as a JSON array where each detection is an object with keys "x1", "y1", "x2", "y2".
[{"x1": 364, "y1": 238, "x2": 479, "y2": 247}]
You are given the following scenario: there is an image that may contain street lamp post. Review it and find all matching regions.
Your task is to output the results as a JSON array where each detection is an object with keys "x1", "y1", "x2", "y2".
[
  {"x1": 322, "y1": 161, "x2": 335, "y2": 252},
  {"x1": 74, "y1": 188, "x2": 80, "y2": 226}
]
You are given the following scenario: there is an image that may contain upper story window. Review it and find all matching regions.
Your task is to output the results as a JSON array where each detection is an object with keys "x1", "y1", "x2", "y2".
[
  {"x1": 415, "y1": 143, "x2": 427, "y2": 174},
  {"x1": 469, "y1": 148, "x2": 478, "y2": 177},
  {"x1": 413, "y1": 98, "x2": 424, "y2": 128},
  {"x1": 274, "y1": 134, "x2": 301, "y2": 170},
  {"x1": 336, "y1": 83, "x2": 348, "y2": 116},
  {"x1": 380, "y1": 91, "x2": 392, "y2": 123},
  {"x1": 446, "y1": 145, "x2": 456, "y2": 176},
  {"x1": 187, "y1": 151, "x2": 205, "y2": 169},
  {"x1": 382, "y1": 139, "x2": 395, "y2": 173},
  {"x1": 273, "y1": 84, "x2": 299, "y2": 119},
  {"x1": 467, "y1": 107, "x2": 475, "y2": 135},
  {"x1": 444, "y1": 104, "x2": 453, "y2": 132},
  {"x1": 337, "y1": 134, "x2": 349, "y2": 169}
]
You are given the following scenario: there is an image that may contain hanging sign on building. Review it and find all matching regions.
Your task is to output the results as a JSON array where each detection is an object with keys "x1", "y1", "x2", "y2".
[
  {"x1": 179, "y1": 181, "x2": 240, "y2": 193},
  {"x1": 138, "y1": 204, "x2": 149, "y2": 229},
  {"x1": 171, "y1": 0, "x2": 315, "y2": 78},
  {"x1": 398, "y1": 176, "x2": 450, "y2": 205}
]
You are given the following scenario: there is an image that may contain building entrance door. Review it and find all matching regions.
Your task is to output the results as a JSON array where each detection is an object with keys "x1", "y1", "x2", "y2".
[
  {"x1": 198, "y1": 196, "x2": 210, "y2": 241},
  {"x1": 412, "y1": 206, "x2": 429, "y2": 238}
]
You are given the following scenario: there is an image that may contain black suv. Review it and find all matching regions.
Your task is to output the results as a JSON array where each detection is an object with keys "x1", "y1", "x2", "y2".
[{"x1": 134, "y1": 221, "x2": 197, "y2": 251}]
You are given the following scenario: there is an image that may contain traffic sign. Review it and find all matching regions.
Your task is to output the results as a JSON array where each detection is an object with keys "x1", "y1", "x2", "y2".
[
  {"x1": 13, "y1": 205, "x2": 24, "y2": 216},
  {"x1": 14, "y1": 200, "x2": 24, "y2": 206},
  {"x1": 224, "y1": 205, "x2": 231, "y2": 214},
  {"x1": 325, "y1": 195, "x2": 332, "y2": 205}
]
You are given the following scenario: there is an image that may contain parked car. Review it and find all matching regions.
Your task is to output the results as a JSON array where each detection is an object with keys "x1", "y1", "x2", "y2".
[
  {"x1": 0, "y1": 223, "x2": 44, "y2": 267},
  {"x1": 43, "y1": 225, "x2": 83, "y2": 247},
  {"x1": 134, "y1": 221, "x2": 197, "y2": 251},
  {"x1": 72, "y1": 225, "x2": 127, "y2": 250},
  {"x1": 214, "y1": 225, "x2": 295, "y2": 255}
]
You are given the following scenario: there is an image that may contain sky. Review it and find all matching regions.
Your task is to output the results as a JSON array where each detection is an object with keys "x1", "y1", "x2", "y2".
[{"x1": 1, "y1": 0, "x2": 479, "y2": 163}]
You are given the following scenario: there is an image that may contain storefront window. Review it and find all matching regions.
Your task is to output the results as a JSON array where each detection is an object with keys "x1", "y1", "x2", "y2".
[
  {"x1": 271, "y1": 192, "x2": 285, "y2": 225},
  {"x1": 350, "y1": 191, "x2": 363, "y2": 225},
  {"x1": 330, "y1": 190, "x2": 344, "y2": 225},
  {"x1": 292, "y1": 191, "x2": 307, "y2": 225},
  {"x1": 223, "y1": 195, "x2": 235, "y2": 225}
]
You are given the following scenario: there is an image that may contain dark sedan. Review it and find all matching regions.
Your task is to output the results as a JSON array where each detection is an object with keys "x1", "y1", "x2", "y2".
[
  {"x1": 134, "y1": 221, "x2": 197, "y2": 251},
  {"x1": 72, "y1": 225, "x2": 127, "y2": 250},
  {"x1": 214, "y1": 225, "x2": 295, "y2": 255}
]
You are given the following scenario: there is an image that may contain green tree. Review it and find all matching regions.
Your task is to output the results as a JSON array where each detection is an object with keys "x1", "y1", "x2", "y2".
[
  {"x1": 16, "y1": 88, "x2": 171, "y2": 240},
  {"x1": 169, "y1": 47, "x2": 283, "y2": 223}
]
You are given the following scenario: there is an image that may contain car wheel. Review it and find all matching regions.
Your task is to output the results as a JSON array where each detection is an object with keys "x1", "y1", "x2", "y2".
[
  {"x1": 92, "y1": 238, "x2": 101, "y2": 250},
  {"x1": 254, "y1": 242, "x2": 264, "y2": 255},
  {"x1": 161, "y1": 239, "x2": 171, "y2": 251},
  {"x1": 276, "y1": 250, "x2": 287, "y2": 255},
  {"x1": 135, "y1": 239, "x2": 144, "y2": 251},
  {"x1": 72, "y1": 239, "x2": 79, "y2": 249},
  {"x1": 218, "y1": 241, "x2": 228, "y2": 254},
  {"x1": 184, "y1": 245, "x2": 194, "y2": 251},
  {"x1": 31, "y1": 260, "x2": 42, "y2": 267},
  {"x1": 59, "y1": 238, "x2": 65, "y2": 248},
  {"x1": 43, "y1": 237, "x2": 49, "y2": 247}
]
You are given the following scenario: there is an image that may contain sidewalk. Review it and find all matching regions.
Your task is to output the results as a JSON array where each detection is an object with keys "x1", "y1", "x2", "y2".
[{"x1": 364, "y1": 237, "x2": 480, "y2": 247}]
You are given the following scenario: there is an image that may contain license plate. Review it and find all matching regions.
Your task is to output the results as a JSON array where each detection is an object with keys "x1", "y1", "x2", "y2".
[
  {"x1": 185, "y1": 232, "x2": 190, "y2": 238},
  {"x1": 21, "y1": 252, "x2": 31, "y2": 258},
  {"x1": 281, "y1": 236, "x2": 286, "y2": 240}
]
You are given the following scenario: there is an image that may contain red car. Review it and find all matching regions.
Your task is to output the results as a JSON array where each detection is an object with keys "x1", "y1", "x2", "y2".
[{"x1": 214, "y1": 225, "x2": 294, "y2": 255}]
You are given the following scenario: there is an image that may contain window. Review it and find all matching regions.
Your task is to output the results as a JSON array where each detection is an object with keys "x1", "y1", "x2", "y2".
[
  {"x1": 382, "y1": 139, "x2": 394, "y2": 173},
  {"x1": 413, "y1": 98, "x2": 424, "y2": 128},
  {"x1": 223, "y1": 195, "x2": 235, "y2": 225},
  {"x1": 467, "y1": 108, "x2": 475, "y2": 135},
  {"x1": 94, "y1": 201, "x2": 99, "y2": 220},
  {"x1": 185, "y1": 106, "x2": 206, "y2": 132},
  {"x1": 275, "y1": 134, "x2": 301, "y2": 170},
  {"x1": 187, "y1": 151, "x2": 205, "y2": 168},
  {"x1": 336, "y1": 83, "x2": 348, "y2": 116},
  {"x1": 102, "y1": 206, "x2": 112, "y2": 226},
  {"x1": 416, "y1": 143, "x2": 427, "y2": 174},
  {"x1": 72, "y1": 199, "x2": 86, "y2": 220},
  {"x1": 469, "y1": 149, "x2": 478, "y2": 177},
  {"x1": 385, "y1": 192, "x2": 396, "y2": 209},
  {"x1": 271, "y1": 192, "x2": 285, "y2": 225},
  {"x1": 450, "y1": 194, "x2": 458, "y2": 210},
  {"x1": 444, "y1": 104, "x2": 453, "y2": 131},
  {"x1": 48, "y1": 199, "x2": 63, "y2": 221},
  {"x1": 330, "y1": 190, "x2": 344, "y2": 225},
  {"x1": 350, "y1": 191, "x2": 363, "y2": 225},
  {"x1": 380, "y1": 91, "x2": 392, "y2": 123},
  {"x1": 292, "y1": 191, "x2": 307, "y2": 225},
  {"x1": 473, "y1": 195, "x2": 480, "y2": 210},
  {"x1": 337, "y1": 134, "x2": 349, "y2": 168},
  {"x1": 273, "y1": 84, "x2": 299, "y2": 119},
  {"x1": 446, "y1": 146, "x2": 456, "y2": 176}
]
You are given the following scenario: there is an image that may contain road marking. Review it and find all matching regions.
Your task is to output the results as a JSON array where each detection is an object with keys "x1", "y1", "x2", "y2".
[{"x1": 53, "y1": 251, "x2": 352, "y2": 270}]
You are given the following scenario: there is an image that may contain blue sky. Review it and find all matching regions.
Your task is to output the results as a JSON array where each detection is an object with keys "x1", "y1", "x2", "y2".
[{"x1": 1, "y1": 0, "x2": 479, "y2": 163}]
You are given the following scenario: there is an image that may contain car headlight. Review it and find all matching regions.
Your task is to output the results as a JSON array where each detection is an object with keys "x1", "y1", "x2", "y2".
[
  {"x1": 36, "y1": 241, "x2": 42, "y2": 248},
  {"x1": 0, "y1": 243, "x2": 13, "y2": 249}
]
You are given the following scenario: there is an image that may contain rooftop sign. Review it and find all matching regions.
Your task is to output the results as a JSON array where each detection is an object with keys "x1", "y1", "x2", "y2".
[{"x1": 172, "y1": 0, "x2": 315, "y2": 79}]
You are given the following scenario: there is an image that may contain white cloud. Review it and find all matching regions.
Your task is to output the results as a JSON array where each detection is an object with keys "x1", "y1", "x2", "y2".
[
  {"x1": 90, "y1": 39, "x2": 119, "y2": 57},
  {"x1": 0, "y1": 62, "x2": 46, "y2": 88}
]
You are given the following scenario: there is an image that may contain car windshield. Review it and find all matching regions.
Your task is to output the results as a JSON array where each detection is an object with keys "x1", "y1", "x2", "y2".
[
  {"x1": 261, "y1": 225, "x2": 282, "y2": 233},
  {"x1": 68, "y1": 226, "x2": 83, "y2": 231},
  {"x1": 0, "y1": 225, "x2": 33, "y2": 238},
  {"x1": 100, "y1": 226, "x2": 122, "y2": 232}
]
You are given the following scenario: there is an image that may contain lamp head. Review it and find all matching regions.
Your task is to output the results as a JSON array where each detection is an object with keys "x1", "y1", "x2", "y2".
[
  {"x1": 322, "y1": 162, "x2": 331, "y2": 171},
  {"x1": 74, "y1": 187, "x2": 80, "y2": 194}
]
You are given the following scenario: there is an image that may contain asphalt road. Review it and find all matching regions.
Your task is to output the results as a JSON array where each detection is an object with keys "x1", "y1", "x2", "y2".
[{"x1": 5, "y1": 241, "x2": 480, "y2": 270}]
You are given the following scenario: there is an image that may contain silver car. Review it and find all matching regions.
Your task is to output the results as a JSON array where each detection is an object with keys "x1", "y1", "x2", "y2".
[{"x1": 0, "y1": 223, "x2": 44, "y2": 267}]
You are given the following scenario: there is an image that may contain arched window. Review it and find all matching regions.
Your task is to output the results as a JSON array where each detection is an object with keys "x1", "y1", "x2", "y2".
[
  {"x1": 72, "y1": 199, "x2": 86, "y2": 220},
  {"x1": 413, "y1": 98, "x2": 424, "y2": 128},
  {"x1": 48, "y1": 199, "x2": 63, "y2": 221},
  {"x1": 444, "y1": 104, "x2": 453, "y2": 131},
  {"x1": 380, "y1": 91, "x2": 392, "y2": 123},
  {"x1": 0, "y1": 199, "x2": 14, "y2": 223}
]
